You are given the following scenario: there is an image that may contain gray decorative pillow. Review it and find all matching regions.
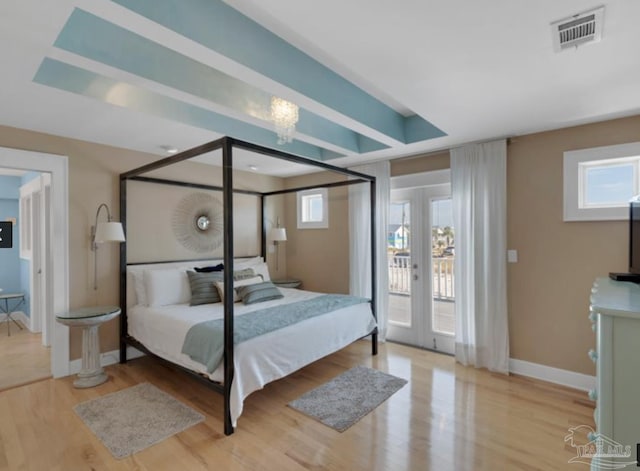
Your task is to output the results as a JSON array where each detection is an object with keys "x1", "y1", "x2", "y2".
[
  {"x1": 187, "y1": 268, "x2": 257, "y2": 306},
  {"x1": 236, "y1": 281, "x2": 283, "y2": 305},
  {"x1": 231, "y1": 268, "x2": 258, "y2": 280},
  {"x1": 187, "y1": 271, "x2": 222, "y2": 305}
]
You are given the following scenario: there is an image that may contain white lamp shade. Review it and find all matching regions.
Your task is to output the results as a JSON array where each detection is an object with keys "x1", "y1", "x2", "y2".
[
  {"x1": 270, "y1": 227, "x2": 287, "y2": 242},
  {"x1": 95, "y1": 221, "x2": 125, "y2": 243}
]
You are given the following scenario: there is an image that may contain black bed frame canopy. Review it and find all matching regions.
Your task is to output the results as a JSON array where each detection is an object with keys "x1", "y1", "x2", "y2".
[{"x1": 118, "y1": 136, "x2": 377, "y2": 435}]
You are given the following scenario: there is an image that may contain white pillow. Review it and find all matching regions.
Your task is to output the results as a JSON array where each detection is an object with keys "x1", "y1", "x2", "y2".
[
  {"x1": 132, "y1": 271, "x2": 147, "y2": 306},
  {"x1": 126, "y1": 271, "x2": 137, "y2": 308},
  {"x1": 250, "y1": 262, "x2": 271, "y2": 282},
  {"x1": 214, "y1": 276, "x2": 263, "y2": 302},
  {"x1": 234, "y1": 256, "x2": 264, "y2": 269},
  {"x1": 144, "y1": 268, "x2": 191, "y2": 306}
]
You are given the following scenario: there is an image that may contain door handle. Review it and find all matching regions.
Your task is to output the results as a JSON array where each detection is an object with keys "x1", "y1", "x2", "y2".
[
  {"x1": 413, "y1": 264, "x2": 418, "y2": 269},
  {"x1": 413, "y1": 274, "x2": 418, "y2": 281}
]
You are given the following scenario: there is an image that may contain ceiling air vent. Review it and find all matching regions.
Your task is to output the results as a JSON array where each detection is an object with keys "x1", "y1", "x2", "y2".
[{"x1": 551, "y1": 6, "x2": 604, "y2": 52}]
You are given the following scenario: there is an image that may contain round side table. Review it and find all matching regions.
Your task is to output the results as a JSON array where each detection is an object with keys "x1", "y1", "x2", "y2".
[{"x1": 56, "y1": 306, "x2": 120, "y2": 388}]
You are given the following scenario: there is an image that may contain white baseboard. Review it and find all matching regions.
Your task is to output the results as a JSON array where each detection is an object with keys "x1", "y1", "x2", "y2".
[
  {"x1": 509, "y1": 358, "x2": 595, "y2": 392},
  {"x1": 0, "y1": 311, "x2": 30, "y2": 331},
  {"x1": 69, "y1": 346, "x2": 145, "y2": 375},
  {"x1": 64, "y1": 344, "x2": 594, "y2": 392}
]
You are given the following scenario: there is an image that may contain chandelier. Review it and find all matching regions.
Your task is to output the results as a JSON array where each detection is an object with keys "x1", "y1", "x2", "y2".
[{"x1": 270, "y1": 96, "x2": 299, "y2": 145}]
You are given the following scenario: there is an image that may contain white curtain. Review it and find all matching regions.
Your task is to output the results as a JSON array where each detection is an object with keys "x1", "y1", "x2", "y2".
[
  {"x1": 348, "y1": 161, "x2": 390, "y2": 341},
  {"x1": 451, "y1": 140, "x2": 509, "y2": 373}
]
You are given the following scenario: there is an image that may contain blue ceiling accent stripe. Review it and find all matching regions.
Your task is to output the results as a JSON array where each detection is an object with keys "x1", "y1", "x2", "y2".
[
  {"x1": 33, "y1": 58, "x2": 343, "y2": 161},
  {"x1": 111, "y1": 0, "x2": 446, "y2": 144},
  {"x1": 298, "y1": 109, "x2": 387, "y2": 154},
  {"x1": 405, "y1": 115, "x2": 448, "y2": 142},
  {"x1": 53, "y1": 9, "x2": 385, "y2": 155},
  {"x1": 357, "y1": 134, "x2": 390, "y2": 154}
]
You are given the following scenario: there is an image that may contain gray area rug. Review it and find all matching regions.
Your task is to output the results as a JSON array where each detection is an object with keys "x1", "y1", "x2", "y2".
[
  {"x1": 289, "y1": 365, "x2": 407, "y2": 432},
  {"x1": 74, "y1": 382, "x2": 204, "y2": 459}
]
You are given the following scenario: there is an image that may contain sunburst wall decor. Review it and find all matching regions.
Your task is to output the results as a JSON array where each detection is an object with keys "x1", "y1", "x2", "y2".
[{"x1": 171, "y1": 192, "x2": 224, "y2": 253}]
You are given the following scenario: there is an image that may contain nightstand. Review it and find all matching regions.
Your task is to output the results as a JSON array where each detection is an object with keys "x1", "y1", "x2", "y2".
[
  {"x1": 56, "y1": 306, "x2": 120, "y2": 388},
  {"x1": 272, "y1": 278, "x2": 302, "y2": 289}
]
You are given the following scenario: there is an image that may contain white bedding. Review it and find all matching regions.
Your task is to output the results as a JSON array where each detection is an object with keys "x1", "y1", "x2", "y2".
[{"x1": 128, "y1": 287, "x2": 376, "y2": 426}]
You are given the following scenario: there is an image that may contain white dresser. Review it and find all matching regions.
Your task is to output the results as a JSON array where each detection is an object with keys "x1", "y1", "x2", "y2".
[{"x1": 590, "y1": 277, "x2": 640, "y2": 470}]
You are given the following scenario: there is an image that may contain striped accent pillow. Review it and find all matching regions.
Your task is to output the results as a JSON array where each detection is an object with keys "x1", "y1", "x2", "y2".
[
  {"x1": 187, "y1": 269, "x2": 256, "y2": 306},
  {"x1": 236, "y1": 281, "x2": 283, "y2": 305}
]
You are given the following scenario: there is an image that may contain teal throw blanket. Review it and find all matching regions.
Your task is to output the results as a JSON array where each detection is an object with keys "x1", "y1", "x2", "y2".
[{"x1": 181, "y1": 294, "x2": 370, "y2": 373}]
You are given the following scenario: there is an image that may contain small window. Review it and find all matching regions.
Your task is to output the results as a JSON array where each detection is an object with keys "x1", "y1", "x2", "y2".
[
  {"x1": 564, "y1": 142, "x2": 640, "y2": 221},
  {"x1": 297, "y1": 188, "x2": 328, "y2": 229},
  {"x1": 581, "y1": 161, "x2": 636, "y2": 208}
]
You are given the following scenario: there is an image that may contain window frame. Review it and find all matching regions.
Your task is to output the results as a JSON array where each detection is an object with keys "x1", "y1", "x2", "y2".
[
  {"x1": 297, "y1": 188, "x2": 328, "y2": 229},
  {"x1": 580, "y1": 158, "x2": 638, "y2": 209},
  {"x1": 563, "y1": 142, "x2": 640, "y2": 221}
]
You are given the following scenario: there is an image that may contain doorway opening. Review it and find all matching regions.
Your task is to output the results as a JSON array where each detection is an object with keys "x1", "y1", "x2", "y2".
[
  {"x1": 0, "y1": 169, "x2": 53, "y2": 389},
  {"x1": 0, "y1": 147, "x2": 69, "y2": 387},
  {"x1": 387, "y1": 170, "x2": 455, "y2": 354}
]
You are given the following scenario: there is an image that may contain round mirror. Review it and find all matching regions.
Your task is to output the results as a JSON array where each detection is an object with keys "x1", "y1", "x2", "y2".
[{"x1": 196, "y1": 215, "x2": 210, "y2": 231}]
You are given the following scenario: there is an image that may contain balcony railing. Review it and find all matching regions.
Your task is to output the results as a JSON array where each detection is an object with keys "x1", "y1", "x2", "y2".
[{"x1": 388, "y1": 255, "x2": 455, "y2": 300}]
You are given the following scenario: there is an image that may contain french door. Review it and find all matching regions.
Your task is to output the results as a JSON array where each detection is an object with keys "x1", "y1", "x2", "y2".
[{"x1": 387, "y1": 185, "x2": 455, "y2": 354}]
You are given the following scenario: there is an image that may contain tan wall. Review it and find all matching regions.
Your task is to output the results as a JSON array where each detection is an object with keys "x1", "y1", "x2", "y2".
[
  {"x1": 274, "y1": 114, "x2": 638, "y2": 376},
  {"x1": 2, "y1": 112, "x2": 638, "y2": 374},
  {"x1": 391, "y1": 151, "x2": 450, "y2": 176},
  {"x1": 507, "y1": 117, "x2": 638, "y2": 375},
  {"x1": 283, "y1": 172, "x2": 350, "y2": 294},
  {"x1": 126, "y1": 180, "x2": 261, "y2": 263},
  {"x1": 0, "y1": 125, "x2": 284, "y2": 360},
  {"x1": 390, "y1": 117, "x2": 638, "y2": 375}
]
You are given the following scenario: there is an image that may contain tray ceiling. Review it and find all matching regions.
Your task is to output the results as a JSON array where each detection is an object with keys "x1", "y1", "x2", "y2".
[{"x1": 1, "y1": 1, "x2": 640, "y2": 176}]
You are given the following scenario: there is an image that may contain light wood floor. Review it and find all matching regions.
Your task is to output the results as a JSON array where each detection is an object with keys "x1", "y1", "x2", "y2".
[
  {"x1": 0, "y1": 341, "x2": 594, "y2": 471},
  {"x1": 389, "y1": 294, "x2": 455, "y2": 334},
  {"x1": 0, "y1": 320, "x2": 50, "y2": 391}
]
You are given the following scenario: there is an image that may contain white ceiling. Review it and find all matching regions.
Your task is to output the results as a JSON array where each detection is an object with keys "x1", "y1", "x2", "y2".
[{"x1": 1, "y1": 1, "x2": 639, "y2": 177}]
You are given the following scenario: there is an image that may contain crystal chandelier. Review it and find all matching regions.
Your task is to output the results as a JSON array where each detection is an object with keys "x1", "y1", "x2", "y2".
[{"x1": 270, "y1": 96, "x2": 299, "y2": 145}]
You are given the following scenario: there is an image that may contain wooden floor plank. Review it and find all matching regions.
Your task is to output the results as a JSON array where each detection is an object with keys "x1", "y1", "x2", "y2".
[
  {"x1": 0, "y1": 341, "x2": 594, "y2": 470},
  {"x1": 0, "y1": 324, "x2": 50, "y2": 392}
]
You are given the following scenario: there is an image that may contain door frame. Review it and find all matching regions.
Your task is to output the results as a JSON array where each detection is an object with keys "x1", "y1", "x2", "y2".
[
  {"x1": 20, "y1": 176, "x2": 44, "y2": 334},
  {"x1": 42, "y1": 174, "x2": 52, "y2": 347},
  {"x1": 0, "y1": 147, "x2": 69, "y2": 378},
  {"x1": 19, "y1": 173, "x2": 52, "y2": 346},
  {"x1": 388, "y1": 169, "x2": 453, "y2": 352}
]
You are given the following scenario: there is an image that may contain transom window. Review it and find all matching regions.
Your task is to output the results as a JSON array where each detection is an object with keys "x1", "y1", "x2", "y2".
[{"x1": 564, "y1": 142, "x2": 640, "y2": 221}]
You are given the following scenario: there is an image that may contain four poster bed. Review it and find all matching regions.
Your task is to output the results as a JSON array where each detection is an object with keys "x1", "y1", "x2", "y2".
[{"x1": 118, "y1": 137, "x2": 378, "y2": 435}]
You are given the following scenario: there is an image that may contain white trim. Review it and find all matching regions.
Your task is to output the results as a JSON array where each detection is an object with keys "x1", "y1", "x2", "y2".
[
  {"x1": 0, "y1": 147, "x2": 69, "y2": 378},
  {"x1": 297, "y1": 187, "x2": 328, "y2": 229},
  {"x1": 391, "y1": 169, "x2": 451, "y2": 190},
  {"x1": 19, "y1": 176, "x2": 43, "y2": 196},
  {"x1": 19, "y1": 186, "x2": 33, "y2": 259},
  {"x1": 67, "y1": 351, "x2": 595, "y2": 392},
  {"x1": 69, "y1": 347, "x2": 145, "y2": 375},
  {"x1": 509, "y1": 358, "x2": 595, "y2": 392}
]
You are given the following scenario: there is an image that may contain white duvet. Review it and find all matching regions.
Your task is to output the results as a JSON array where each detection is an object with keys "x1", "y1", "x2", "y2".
[{"x1": 128, "y1": 288, "x2": 376, "y2": 427}]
